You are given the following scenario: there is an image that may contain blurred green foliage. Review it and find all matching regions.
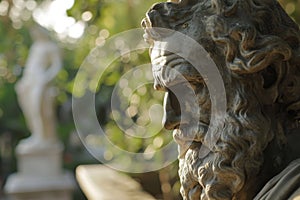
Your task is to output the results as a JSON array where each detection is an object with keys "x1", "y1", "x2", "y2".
[
  {"x1": 0, "y1": 0, "x2": 298, "y2": 135},
  {"x1": 0, "y1": 0, "x2": 299, "y2": 199}
]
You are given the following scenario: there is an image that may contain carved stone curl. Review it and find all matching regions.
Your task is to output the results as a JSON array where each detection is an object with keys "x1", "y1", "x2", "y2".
[{"x1": 142, "y1": 0, "x2": 300, "y2": 199}]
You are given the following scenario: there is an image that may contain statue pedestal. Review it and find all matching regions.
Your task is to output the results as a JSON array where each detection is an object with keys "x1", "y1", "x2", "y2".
[{"x1": 4, "y1": 140, "x2": 75, "y2": 200}]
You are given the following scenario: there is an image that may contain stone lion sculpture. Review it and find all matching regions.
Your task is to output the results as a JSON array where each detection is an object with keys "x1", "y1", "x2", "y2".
[{"x1": 142, "y1": 0, "x2": 300, "y2": 199}]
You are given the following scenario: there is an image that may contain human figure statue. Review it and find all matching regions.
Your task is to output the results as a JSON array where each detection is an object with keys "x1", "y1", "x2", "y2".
[
  {"x1": 15, "y1": 25, "x2": 62, "y2": 150},
  {"x1": 143, "y1": 0, "x2": 300, "y2": 199}
]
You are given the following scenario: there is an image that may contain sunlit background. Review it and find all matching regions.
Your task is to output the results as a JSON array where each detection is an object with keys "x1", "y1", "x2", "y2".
[{"x1": 0, "y1": 0, "x2": 299, "y2": 199}]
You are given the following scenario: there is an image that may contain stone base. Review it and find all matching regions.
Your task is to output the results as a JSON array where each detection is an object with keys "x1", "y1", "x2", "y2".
[
  {"x1": 4, "y1": 172, "x2": 74, "y2": 200},
  {"x1": 16, "y1": 141, "x2": 63, "y2": 176},
  {"x1": 4, "y1": 139, "x2": 75, "y2": 200}
]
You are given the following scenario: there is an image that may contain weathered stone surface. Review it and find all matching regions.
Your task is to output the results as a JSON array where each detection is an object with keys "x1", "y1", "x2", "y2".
[
  {"x1": 143, "y1": 0, "x2": 300, "y2": 199},
  {"x1": 76, "y1": 165, "x2": 155, "y2": 200}
]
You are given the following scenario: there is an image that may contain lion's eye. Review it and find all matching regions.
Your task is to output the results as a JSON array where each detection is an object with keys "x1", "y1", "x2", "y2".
[{"x1": 182, "y1": 23, "x2": 189, "y2": 29}]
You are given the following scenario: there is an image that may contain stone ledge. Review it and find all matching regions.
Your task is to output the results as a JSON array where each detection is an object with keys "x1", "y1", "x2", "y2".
[{"x1": 76, "y1": 165, "x2": 155, "y2": 200}]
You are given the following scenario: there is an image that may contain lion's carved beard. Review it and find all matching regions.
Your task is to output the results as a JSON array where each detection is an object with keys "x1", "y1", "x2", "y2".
[{"x1": 175, "y1": 81, "x2": 273, "y2": 200}]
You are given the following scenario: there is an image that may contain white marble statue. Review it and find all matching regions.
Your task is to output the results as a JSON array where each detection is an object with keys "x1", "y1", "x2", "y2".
[{"x1": 15, "y1": 26, "x2": 62, "y2": 150}]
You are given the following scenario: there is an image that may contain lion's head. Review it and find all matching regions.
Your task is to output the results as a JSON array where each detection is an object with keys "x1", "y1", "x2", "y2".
[{"x1": 143, "y1": 0, "x2": 300, "y2": 199}]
